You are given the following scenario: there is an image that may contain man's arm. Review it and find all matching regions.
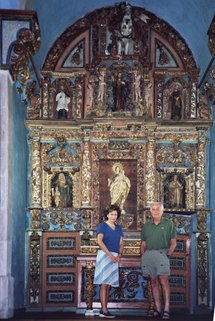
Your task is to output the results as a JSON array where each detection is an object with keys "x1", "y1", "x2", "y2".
[
  {"x1": 140, "y1": 240, "x2": 146, "y2": 255},
  {"x1": 167, "y1": 238, "x2": 177, "y2": 256}
]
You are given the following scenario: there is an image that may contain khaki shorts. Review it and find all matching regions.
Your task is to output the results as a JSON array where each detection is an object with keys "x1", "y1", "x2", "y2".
[{"x1": 141, "y1": 249, "x2": 170, "y2": 276}]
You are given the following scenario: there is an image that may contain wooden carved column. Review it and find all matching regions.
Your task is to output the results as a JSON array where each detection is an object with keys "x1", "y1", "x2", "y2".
[
  {"x1": 196, "y1": 132, "x2": 210, "y2": 307},
  {"x1": 30, "y1": 137, "x2": 42, "y2": 207},
  {"x1": 196, "y1": 210, "x2": 210, "y2": 307},
  {"x1": 145, "y1": 136, "x2": 157, "y2": 204},
  {"x1": 28, "y1": 230, "x2": 42, "y2": 305},
  {"x1": 85, "y1": 260, "x2": 95, "y2": 315},
  {"x1": 190, "y1": 81, "x2": 198, "y2": 118},
  {"x1": 28, "y1": 133, "x2": 42, "y2": 305},
  {"x1": 195, "y1": 132, "x2": 206, "y2": 208},
  {"x1": 41, "y1": 75, "x2": 50, "y2": 119},
  {"x1": 81, "y1": 139, "x2": 91, "y2": 207}
]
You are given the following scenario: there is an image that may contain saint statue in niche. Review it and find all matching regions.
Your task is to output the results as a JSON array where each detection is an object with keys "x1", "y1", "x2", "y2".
[
  {"x1": 108, "y1": 162, "x2": 131, "y2": 214},
  {"x1": 112, "y1": 72, "x2": 127, "y2": 111},
  {"x1": 169, "y1": 85, "x2": 182, "y2": 120},
  {"x1": 56, "y1": 86, "x2": 71, "y2": 119},
  {"x1": 168, "y1": 174, "x2": 183, "y2": 208},
  {"x1": 51, "y1": 172, "x2": 73, "y2": 208}
]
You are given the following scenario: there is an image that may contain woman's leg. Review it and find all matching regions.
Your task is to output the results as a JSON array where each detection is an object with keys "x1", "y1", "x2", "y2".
[
  {"x1": 100, "y1": 284, "x2": 109, "y2": 313},
  {"x1": 105, "y1": 285, "x2": 111, "y2": 310}
]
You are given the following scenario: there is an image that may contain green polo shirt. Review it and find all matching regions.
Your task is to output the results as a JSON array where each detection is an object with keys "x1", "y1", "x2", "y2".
[{"x1": 141, "y1": 218, "x2": 177, "y2": 250}]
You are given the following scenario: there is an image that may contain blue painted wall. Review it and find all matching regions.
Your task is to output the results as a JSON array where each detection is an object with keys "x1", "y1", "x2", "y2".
[
  {"x1": 25, "y1": 0, "x2": 215, "y2": 79},
  {"x1": 11, "y1": 85, "x2": 27, "y2": 309}
]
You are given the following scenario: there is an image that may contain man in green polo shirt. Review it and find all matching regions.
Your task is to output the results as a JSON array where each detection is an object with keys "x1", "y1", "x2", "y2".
[{"x1": 140, "y1": 202, "x2": 177, "y2": 320}]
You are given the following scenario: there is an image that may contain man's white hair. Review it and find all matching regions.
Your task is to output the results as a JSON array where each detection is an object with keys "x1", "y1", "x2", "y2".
[{"x1": 149, "y1": 202, "x2": 164, "y2": 211}]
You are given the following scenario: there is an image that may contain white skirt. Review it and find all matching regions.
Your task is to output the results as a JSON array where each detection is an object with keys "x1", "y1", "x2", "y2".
[{"x1": 93, "y1": 250, "x2": 119, "y2": 287}]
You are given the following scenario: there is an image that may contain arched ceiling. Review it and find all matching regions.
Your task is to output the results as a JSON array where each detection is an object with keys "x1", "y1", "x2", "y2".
[
  {"x1": 26, "y1": 0, "x2": 215, "y2": 80},
  {"x1": 0, "y1": 0, "x2": 214, "y2": 80}
]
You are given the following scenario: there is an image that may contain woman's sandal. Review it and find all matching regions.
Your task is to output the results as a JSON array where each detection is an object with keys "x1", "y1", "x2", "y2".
[
  {"x1": 147, "y1": 308, "x2": 162, "y2": 318},
  {"x1": 162, "y1": 310, "x2": 170, "y2": 320},
  {"x1": 147, "y1": 308, "x2": 155, "y2": 317}
]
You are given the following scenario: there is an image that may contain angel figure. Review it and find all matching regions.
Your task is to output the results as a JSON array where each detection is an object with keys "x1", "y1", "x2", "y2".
[{"x1": 97, "y1": 70, "x2": 106, "y2": 102}]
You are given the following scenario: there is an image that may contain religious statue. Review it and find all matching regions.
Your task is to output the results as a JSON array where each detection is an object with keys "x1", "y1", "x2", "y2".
[
  {"x1": 116, "y1": 3, "x2": 134, "y2": 55},
  {"x1": 97, "y1": 70, "x2": 106, "y2": 102},
  {"x1": 54, "y1": 186, "x2": 61, "y2": 207},
  {"x1": 169, "y1": 85, "x2": 182, "y2": 120},
  {"x1": 56, "y1": 87, "x2": 70, "y2": 119},
  {"x1": 108, "y1": 162, "x2": 131, "y2": 213},
  {"x1": 112, "y1": 72, "x2": 127, "y2": 111},
  {"x1": 145, "y1": 81, "x2": 153, "y2": 117},
  {"x1": 134, "y1": 71, "x2": 142, "y2": 102},
  {"x1": 52, "y1": 172, "x2": 72, "y2": 208},
  {"x1": 86, "y1": 76, "x2": 95, "y2": 110},
  {"x1": 168, "y1": 175, "x2": 183, "y2": 208}
]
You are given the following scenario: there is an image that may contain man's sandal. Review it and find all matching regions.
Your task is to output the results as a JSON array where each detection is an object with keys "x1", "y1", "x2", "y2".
[
  {"x1": 162, "y1": 310, "x2": 170, "y2": 320},
  {"x1": 154, "y1": 310, "x2": 162, "y2": 318}
]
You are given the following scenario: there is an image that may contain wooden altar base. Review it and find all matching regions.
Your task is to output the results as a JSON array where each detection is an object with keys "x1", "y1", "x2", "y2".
[{"x1": 7, "y1": 311, "x2": 213, "y2": 321}]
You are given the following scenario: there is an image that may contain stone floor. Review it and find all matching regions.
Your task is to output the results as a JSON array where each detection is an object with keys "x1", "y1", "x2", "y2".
[{"x1": 5, "y1": 311, "x2": 214, "y2": 321}]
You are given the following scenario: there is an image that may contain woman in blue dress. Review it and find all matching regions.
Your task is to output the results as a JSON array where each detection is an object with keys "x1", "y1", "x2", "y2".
[{"x1": 94, "y1": 204, "x2": 124, "y2": 318}]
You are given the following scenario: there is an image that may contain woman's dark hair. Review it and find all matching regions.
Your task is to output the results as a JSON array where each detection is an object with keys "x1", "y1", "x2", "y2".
[{"x1": 103, "y1": 204, "x2": 121, "y2": 220}]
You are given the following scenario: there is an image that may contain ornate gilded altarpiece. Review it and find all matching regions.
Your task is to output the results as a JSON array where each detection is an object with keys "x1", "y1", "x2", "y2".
[{"x1": 7, "y1": 2, "x2": 213, "y2": 312}]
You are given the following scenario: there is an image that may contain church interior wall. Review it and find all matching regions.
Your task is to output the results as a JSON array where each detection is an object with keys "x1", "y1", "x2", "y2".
[
  {"x1": 11, "y1": 85, "x2": 28, "y2": 309},
  {"x1": 0, "y1": 0, "x2": 215, "y2": 318},
  {"x1": 0, "y1": 71, "x2": 15, "y2": 318}
]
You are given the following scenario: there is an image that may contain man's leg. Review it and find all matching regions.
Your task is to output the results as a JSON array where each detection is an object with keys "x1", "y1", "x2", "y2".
[
  {"x1": 159, "y1": 275, "x2": 170, "y2": 312},
  {"x1": 150, "y1": 276, "x2": 162, "y2": 313}
]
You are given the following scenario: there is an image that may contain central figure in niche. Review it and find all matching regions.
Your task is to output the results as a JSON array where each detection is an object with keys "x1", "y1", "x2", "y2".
[
  {"x1": 112, "y1": 72, "x2": 126, "y2": 110},
  {"x1": 168, "y1": 174, "x2": 183, "y2": 208},
  {"x1": 51, "y1": 172, "x2": 73, "y2": 208},
  {"x1": 105, "y1": 68, "x2": 133, "y2": 112},
  {"x1": 108, "y1": 162, "x2": 131, "y2": 214}
]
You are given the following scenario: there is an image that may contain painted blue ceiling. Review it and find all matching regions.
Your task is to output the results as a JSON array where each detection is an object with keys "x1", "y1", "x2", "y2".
[
  {"x1": 1, "y1": 0, "x2": 215, "y2": 80},
  {"x1": 0, "y1": 0, "x2": 26, "y2": 9}
]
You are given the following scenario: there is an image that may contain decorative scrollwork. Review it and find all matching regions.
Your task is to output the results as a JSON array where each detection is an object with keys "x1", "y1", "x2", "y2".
[
  {"x1": 28, "y1": 231, "x2": 41, "y2": 304},
  {"x1": 197, "y1": 233, "x2": 209, "y2": 307}
]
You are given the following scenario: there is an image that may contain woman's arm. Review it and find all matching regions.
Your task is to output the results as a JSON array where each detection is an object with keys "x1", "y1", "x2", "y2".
[
  {"x1": 97, "y1": 233, "x2": 118, "y2": 262},
  {"x1": 118, "y1": 236, "x2": 124, "y2": 258}
]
